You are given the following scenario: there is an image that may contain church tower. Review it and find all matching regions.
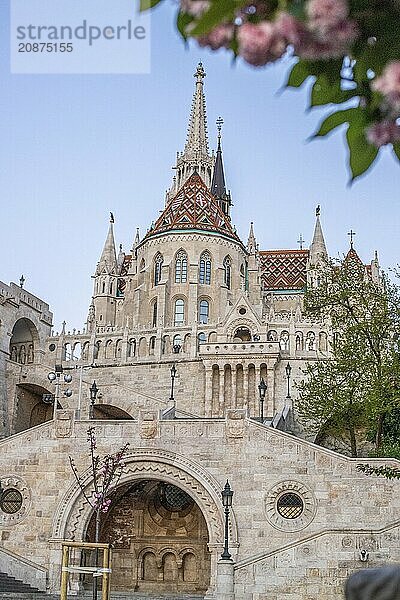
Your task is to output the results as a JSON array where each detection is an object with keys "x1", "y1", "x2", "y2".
[
  {"x1": 90, "y1": 214, "x2": 118, "y2": 328},
  {"x1": 307, "y1": 205, "x2": 328, "y2": 288},
  {"x1": 168, "y1": 63, "x2": 215, "y2": 199}
]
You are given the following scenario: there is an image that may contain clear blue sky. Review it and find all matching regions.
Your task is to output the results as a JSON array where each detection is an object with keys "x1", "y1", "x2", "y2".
[{"x1": 1, "y1": 1, "x2": 399, "y2": 332}]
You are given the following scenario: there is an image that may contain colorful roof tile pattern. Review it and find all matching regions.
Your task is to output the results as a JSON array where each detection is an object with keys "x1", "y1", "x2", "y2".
[
  {"x1": 144, "y1": 172, "x2": 241, "y2": 242},
  {"x1": 260, "y1": 250, "x2": 309, "y2": 291}
]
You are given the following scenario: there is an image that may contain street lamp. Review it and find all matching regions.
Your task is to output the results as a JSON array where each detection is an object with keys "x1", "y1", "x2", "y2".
[
  {"x1": 285, "y1": 362, "x2": 292, "y2": 399},
  {"x1": 221, "y1": 480, "x2": 234, "y2": 560},
  {"x1": 89, "y1": 381, "x2": 99, "y2": 419},
  {"x1": 46, "y1": 366, "x2": 73, "y2": 418},
  {"x1": 258, "y1": 378, "x2": 267, "y2": 423},
  {"x1": 169, "y1": 364, "x2": 177, "y2": 404}
]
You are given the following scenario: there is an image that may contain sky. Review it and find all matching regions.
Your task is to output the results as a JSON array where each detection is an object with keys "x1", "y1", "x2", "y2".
[{"x1": 1, "y1": 1, "x2": 399, "y2": 332}]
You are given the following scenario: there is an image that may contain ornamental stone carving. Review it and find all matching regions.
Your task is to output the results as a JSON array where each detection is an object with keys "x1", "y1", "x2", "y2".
[{"x1": 226, "y1": 409, "x2": 246, "y2": 439}]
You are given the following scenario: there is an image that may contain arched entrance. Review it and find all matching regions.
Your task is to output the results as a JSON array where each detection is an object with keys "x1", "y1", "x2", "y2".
[
  {"x1": 233, "y1": 327, "x2": 251, "y2": 342},
  {"x1": 9, "y1": 318, "x2": 39, "y2": 364},
  {"x1": 14, "y1": 383, "x2": 57, "y2": 433},
  {"x1": 85, "y1": 480, "x2": 211, "y2": 594}
]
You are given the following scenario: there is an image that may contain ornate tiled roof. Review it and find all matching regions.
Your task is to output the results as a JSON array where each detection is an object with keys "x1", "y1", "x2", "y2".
[
  {"x1": 260, "y1": 250, "x2": 309, "y2": 291},
  {"x1": 143, "y1": 172, "x2": 241, "y2": 243}
]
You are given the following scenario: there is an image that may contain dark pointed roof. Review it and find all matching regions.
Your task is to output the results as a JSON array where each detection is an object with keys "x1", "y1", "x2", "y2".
[
  {"x1": 211, "y1": 136, "x2": 226, "y2": 198},
  {"x1": 143, "y1": 172, "x2": 241, "y2": 243}
]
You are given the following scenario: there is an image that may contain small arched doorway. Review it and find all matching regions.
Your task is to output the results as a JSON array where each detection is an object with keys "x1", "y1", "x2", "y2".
[
  {"x1": 9, "y1": 318, "x2": 39, "y2": 364},
  {"x1": 233, "y1": 327, "x2": 251, "y2": 342},
  {"x1": 85, "y1": 480, "x2": 211, "y2": 594}
]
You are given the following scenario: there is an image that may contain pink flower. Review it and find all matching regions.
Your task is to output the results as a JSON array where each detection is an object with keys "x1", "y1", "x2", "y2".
[
  {"x1": 237, "y1": 22, "x2": 285, "y2": 67},
  {"x1": 306, "y1": 0, "x2": 349, "y2": 31},
  {"x1": 372, "y1": 62, "x2": 400, "y2": 106},
  {"x1": 197, "y1": 24, "x2": 234, "y2": 50},
  {"x1": 366, "y1": 121, "x2": 400, "y2": 147},
  {"x1": 180, "y1": 0, "x2": 209, "y2": 17},
  {"x1": 275, "y1": 12, "x2": 307, "y2": 47}
]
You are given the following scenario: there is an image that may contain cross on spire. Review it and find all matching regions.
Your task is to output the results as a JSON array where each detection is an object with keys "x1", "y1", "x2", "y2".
[
  {"x1": 348, "y1": 229, "x2": 356, "y2": 248},
  {"x1": 297, "y1": 234, "x2": 304, "y2": 250}
]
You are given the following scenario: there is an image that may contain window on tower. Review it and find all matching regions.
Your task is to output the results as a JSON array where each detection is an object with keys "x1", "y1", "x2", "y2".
[
  {"x1": 199, "y1": 251, "x2": 211, "y2": 284},
  {"x1": 199, "y1": 299, "x2": 209, "y2": 324},
  {"x1": 175, "y1": 250, "x2": 188, "y2": 283},
  {"x1": 174, "y1": 299, "x2": 185, "y2": 326},
  {"x1": 154, "y1": 253, "x2": 163, "y2": 286},
  {"x1": 152, "y1": 300, "x2": 158, "y2": 327},
  {"x1": 223, "y1": 256, "x2": 232, "y2": 290}
]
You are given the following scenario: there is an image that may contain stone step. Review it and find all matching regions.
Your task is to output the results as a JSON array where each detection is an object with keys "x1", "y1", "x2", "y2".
[{"x1": 0, "y1": 571, "x2": 41, "y2": 594}]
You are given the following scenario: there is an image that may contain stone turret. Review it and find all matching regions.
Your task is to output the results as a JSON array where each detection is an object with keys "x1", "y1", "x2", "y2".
[{"x1": 91, "y1": 214, "x2": 118, "y2": 328}]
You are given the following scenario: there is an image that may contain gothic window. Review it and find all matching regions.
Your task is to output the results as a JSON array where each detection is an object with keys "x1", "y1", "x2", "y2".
[
  {"x1": 295, "y1": 332, "x2": 303, "y2": 351},
  {"x1": 152, "y1": 300, "x2": 158, "y2": 327},
  {"x1": 102, "y1": 282, "x2": 105, "y2": 293},
  {"x1": 280, "y1": 331, "x2": 290, "y2": 351},
  {"x1": 223, "y1": 256, "x2": 232, "y2": 289},
  {"x1": 306, "y1": 331, "x2": 316, "y2": 351},
  {"x1": 154, "y1": 253, "x2": 163, "y2": 286},
  {"x1": 199, "y1": 252, "x2": 211, "y2": 284},
  {"x1": 173, "y1": 334, "x2": 182, "y2": 351},
  {"x1": 199, "y1": 299, "x2": 209, "y2": 324},
  {"x1": 319, "y1": 331, "x2": 328, "y2": 351},
  {"x1": 140, "y1": 258, "x2": 145, "y2": 271},
  {"x1": 149, "y1": 336, "x2": 156, "y2": 355},
  {"x1": 174, "y1": 299, "x2": 185, "y2": 326},
  {"x1": 267, "y1": 330, "x2": 277, "y2": 341},
  {"x1": 175, "y1": 250, "x2": 188, "y2": 283},
  {"x1": 198, "y1": 332, "x2": 206, "y2": 346},
  {"x1": 128, "y1": 338, "x2": 136, "y2": 358}
]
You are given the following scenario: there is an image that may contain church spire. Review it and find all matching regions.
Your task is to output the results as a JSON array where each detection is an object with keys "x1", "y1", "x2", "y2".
[
  {"x1": 309, "y1": 205, "x2": 328, "y2": 264},
  {"x1": 168, "y1": 63, "x2": 215, "y2": 199},
  {"x1": 247, "y1": 221, "x2": 257, "y2": 255},
  {"x1": 184, "y1": 62, "x2": 209, "y2": 160},
  {"x1": 96, "y1": 214, "x2": 117, "y2": 275},
  {"x1": 211, "y1": 118, "x2": 231, "y2": 216}
]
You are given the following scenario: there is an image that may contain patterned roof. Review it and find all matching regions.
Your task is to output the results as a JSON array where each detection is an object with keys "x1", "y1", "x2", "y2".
[
  {"x1": 143, "y1": 172, "x2": 241, "y2": 242},
  {"x1": 260, "y1": 250, "x2": 309, "y2": 291}
]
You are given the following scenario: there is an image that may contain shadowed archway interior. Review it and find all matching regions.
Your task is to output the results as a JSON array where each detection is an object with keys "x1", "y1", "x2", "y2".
[{"x1": 85, "y1": 479, "x2": 211, "y2": 594}]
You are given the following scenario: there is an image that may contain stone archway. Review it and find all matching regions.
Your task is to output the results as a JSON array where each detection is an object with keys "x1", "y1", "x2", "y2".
[
  {"x1": 9, "y1": 318, "x2": 39, "y2": 364},
  {"x1": 52, "y1": 450, "x2": 236, "y2": 595},
  {"x1": 85, "y1": 480, "x2": 211, "y2": 593}
]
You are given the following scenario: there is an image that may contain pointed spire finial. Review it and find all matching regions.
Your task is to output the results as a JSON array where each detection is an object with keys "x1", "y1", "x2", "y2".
[
  {"x1": 316, "y1": 205, "x2": 320, "y2": 217},
  {"x1": 19, "y1": 275, "x2": 25, "y2": 288},
  {"x1": 195, "y1": 61, "x2": 206, "y2": 83},
  {"x1": 297, "y1": 234, "x2": 304, "y2": 250},
  {"x1": 309, "y1": 206, "x2": 328, "y2": 263},
  {"x1": 110, "y1": 211, "x2": 114, "y2": 223}
]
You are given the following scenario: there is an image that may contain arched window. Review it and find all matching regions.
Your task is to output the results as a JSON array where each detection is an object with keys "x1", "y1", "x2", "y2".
[
  {"x1": 267, "y1": 330, "x2": 277, "y2": 341},
  {"x1": 140, "y1": 258, "x2": 145, "y2": 271},
  {"x1": 174, "y1": 299, "x2": 185, "y2": 326},
  {"x1": 306, "y1": 331, "x2": 316, "y2": 351},
  {"x1": 173, "y1": 334, "x2": 182, "y2": 352},
  {"x1": 199, "y1": 300, "x2": 209, "y2": 324},
  {"x1": 175, "y1": 250, "x2": 188, "y2": 283},
  {"x1": 152, "y1": 300, "x2": 158, "y2": 327},
  {"x1": 223, "y1": 256, "x2": 231, "y2": 289},
  {"x1": 154, "y1": 253, "x2": 163, "y2": 285},
  {"x1": 295, "y1": 332, "x2": 303, "y2": 351},
  {"x1": 319, "y1": 331, "x2": 328, "y2": 351},
  {"x1": 199, "y1": 251, "x2": 211, "y2": 284},
  {"x1": 280, "y1": 331, "x2": 290, "y2": 351},
  {"x1": 149, "y1": 336, "x2": 156, "y2": 355}
]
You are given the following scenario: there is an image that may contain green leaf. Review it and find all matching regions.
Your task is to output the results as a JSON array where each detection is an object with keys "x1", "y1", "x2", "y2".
[
  {"x1": 176, "y1": 11, "x2": 193, "y2": 40},
  {"x1": 313, "y1": 108, "x2": 359, "y2": 138},
  {"x1": 393, "y1": 143, "x2": 400, "y2": 162},
  {"x1": 346, "y1": 120, "x2": 378, "y2": 181},
  {"x1": 286, "y1": 61, "x2": 311, "y2": 88},
  {"x1": 311, "y1": 75, "x2": 358, "y2": 107},
  {"x1": 139, "y1": 0, "x2": 163, "y2": 10},
  {"x1": 189, "y1": 0, "x2": 238, "y2": 36}
]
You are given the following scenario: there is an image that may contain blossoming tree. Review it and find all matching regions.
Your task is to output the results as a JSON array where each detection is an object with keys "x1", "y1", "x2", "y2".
[
  {"x1": 142, "y1": 0, "x2": 400, "y2": 181},
  {"x1": 69, "y1": 427, "x2": 129, "y2": 598}
]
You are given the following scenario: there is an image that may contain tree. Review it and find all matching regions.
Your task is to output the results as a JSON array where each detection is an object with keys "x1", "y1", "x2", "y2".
[
  {"x1": 69, "y1": 427, "x2": 129, "y2": 599},
  {"x1": 296, "y1": 255, "x2": 400, "y2": 456},
  {"x1": 141, "y1": 0, "x2": 400, "y2": 181}
]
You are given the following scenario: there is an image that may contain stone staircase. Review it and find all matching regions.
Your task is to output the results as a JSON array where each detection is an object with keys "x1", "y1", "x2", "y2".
[
  {"x1": 0, "y1": 570, "x2": 42, "y2": 595},
  {"x1": 0, "y1": 590, "x2": 204, "y2": 600}
]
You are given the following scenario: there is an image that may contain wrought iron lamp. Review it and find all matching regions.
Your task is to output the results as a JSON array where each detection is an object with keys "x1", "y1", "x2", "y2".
[{"x1": 221, "y1": 480, "x2": 234, "y2": 560}]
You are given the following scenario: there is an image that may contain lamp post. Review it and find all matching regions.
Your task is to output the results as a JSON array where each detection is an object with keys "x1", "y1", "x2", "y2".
[
  {"x1": 89, "y1": 381, "x2": 99, "y2": 419},
  {"x1": 258, "y1": 378, "x2": 267, "y2": 423},
  {"x1": 45, "y1": 365, "x2": 73, "y2": 419},
  {"x1": 169, "y1": 364, "x2": 177, "y2": 404},
  {"x1": 221, "y1": 480, "x2": 234, "y2": 560},
  {"x1": 285, "y1": 362, "x2": 292, "y2": 399}
]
